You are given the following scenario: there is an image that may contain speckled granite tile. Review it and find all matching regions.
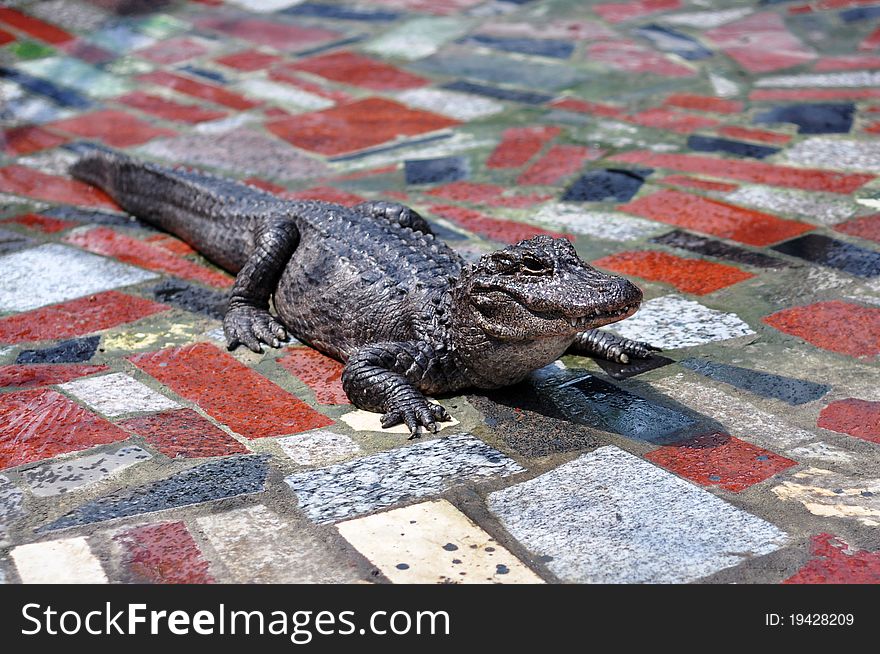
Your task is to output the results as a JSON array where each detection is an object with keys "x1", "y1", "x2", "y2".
[
  {"x1": 365, "y1": 17, "x2": 472, "y2": 60},
  {"x1": 285, "y1": 433, "x2": 523, "y2": 524},
  {"x1": 60, "y1": 372, "x2": 180, "y2": 417},
  {"x1": 396, "y1": 88, "x2": 504, "y2": 120},
  {"x1": 783, "y1": 137, "x2": 880, "y2": 171},
  {"x1": 0, "y1": 474, "x2": 25, "y2": 544},
  {"x1": 41, "y1": 455, "x2": 270, "y2": 531},
  {"x1": 337, "y1": 499, "x2": 543, "y2": 584},
  {"x1": 23, "y1": 445, "x2": 152, "y2": 497},
  {"x1": 278, "y1": 430, "x2": 361, "y2": 466},
  {"x1": 724, "y1": 186, "x2": 861, "y2": 226},
  {"x1": 609, "y1": 295, "x2": 755, "y2": 349},
  {"x1": 0, "y1": 244, "x2": 157, "y2": 312},
  {"x1": 488, "y1": 446, "x2": 788, "y2": 583},
  {"x1": 196, "y1": 505, "x2": 362, "y2": 583}
]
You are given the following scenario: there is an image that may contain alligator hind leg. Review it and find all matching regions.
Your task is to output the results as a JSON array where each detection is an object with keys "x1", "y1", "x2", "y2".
[
  {"x1": 224, "y1": 217, "x2": 299, "y2": 353},
  {"x1": 568, "y1": 329, "x2": 660, "y2": 364},
  {"x1": 353, "y1": 200, "x2": 434, "y2": 234}
]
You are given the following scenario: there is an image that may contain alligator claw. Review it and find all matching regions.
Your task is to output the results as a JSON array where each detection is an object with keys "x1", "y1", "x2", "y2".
[
  {"x1": 381, "y1": 400, "x2": 450, "y2": 437},
  {"x1": 224, "y1": 306, "x2": 287, "y2": 353}
]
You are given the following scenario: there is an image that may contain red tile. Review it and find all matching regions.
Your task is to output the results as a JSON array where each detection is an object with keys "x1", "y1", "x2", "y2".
[
  {"x1": 644, "y1": 433, "x2": 796, "y2": 492},
  {"x1": 865, "y1": 121, "x2": 880, "y2": 134},
  {"x1": 121, "y1": 408, "x2": 248, "y2": 458},
  {"x1": 135, "y1": 37, "x2": 209, "y2": 65},
  {"x1": 243, "y1": 177, "x2": 288, "y2": 195},
  {"x1": 116, "y1": 91, "x2": 227, "y2": 124},
  {"x1": 129, "y1": 343, "x2": 333, "y2": 439},
  {"x1": 750, "y1": 88, "x2": 880, "y2": 101},
  {"x1": 2, "y1": 125, "x2": 69, "y2": 156},
  {"x1": 267, "y1": 97, "x2": 458, "y2": 156},
  {"x1": 705, "y1": 12, "x2": 815, "y2": 73},
  {"x1": 611, "y1": 151, "x2": 874, "y2": 194},
  {"x1": 627, "y1": 108, "x2": 720, "y2": 133},
  {"x1": 194, "y1": 15, "x2": 340, "y2": 52},
  {"x1": 593, "y1": 0, "x2": 681, "y2": 23},
  {"x1": 115, "y1": 521, "x2": 215, "y2": 584},
  {"x1": 0, "y1": 7, "x2": 73, "y2": 45},
  {"x1": 549, "y1": 97, "x2": 625, "y2": 118},
  {"x1": 619, "y1": 189, "x2": 814, "y2": 246},
  {"x1": 658, "y1": 175, "x2": 739, "y2": 192},
  {"x1": 817, "y1": 398, "x2": 880, "y2": 444},
  {"x1": 214, "y1": 49, "x2": 283, "y2": 72},
  {"x1": 813, "y1": 55, "x2": 880, "y2": 71},
  {"x1": 0, "y1": 291, "x2": 169, "y2": 344},
  {"x1": 860, "y1": 25, "x2": 880, "y2": 51},
  {"x1": 0, "y1": 165, "x2": 120, "y2": 210},
  {"x1": 283, "y1": 186, "x2": 365, "y2": 206},
  {"x1": 0, "y1": 27, "x2": 14, "y2": 46},
  {"x1": 593, "y1": 250, "x2": 755, "y2": 295},
  {"x1": 47, "y1": 110, "x2": 176, "y2": 148},
  {"x1": 144, "y1": 234, "x2": 196, "y2": 256},
  {"x1": 517, "y1": 145, "x2": 601, "y2": 186},
  {"x1": 428, "y1": 204, "x2": 568, "y2": 244},
  {"x1": 0, "y1": 364, "x2": 109, "y2": 388},
  {"x1": 487, "y1": 126, "x2": 561, "y2": 169},
  {"x1": 834, "y1": 214, "x2": 880, "y2": 244},
  {"x1": 268, "y1": 66, "x2": 354, "y2": 103},
  {"x1": 65, "y1": 227, "x2": 233, "y2": 288},
  {"x1": 587, "y1": 40, "x2": 695, "y2": 77},
  {"x1": 276, "y1": 348, "x2": 348, "y2": 405},
  {"x1": 2, "y1": 213, "x2": 76, "y2": 233},
  {"x1": 717, "y1": 126, "x2": 792, "y2": 145},
  {"x1": 784, "y1": 534, "x2": 880, "y2": 584},
  {"x1": 138, "y1": 71, "x2": 260, "y2": 111},
  {"x1": 292, "y1": 51, "x2": 429, "y2": 91},
  {"x1": 663, "y1": 94, "x2": 743, "y2": 114},
  {"x1": 763, "y1": 301, "x2": 880, "y2": 358},
  {"x1": 332, "y1": 164, "x2": 399, "y2": 182},
  {"x1": 0, "y1": 388, "x2": 128, "y2": 470}
]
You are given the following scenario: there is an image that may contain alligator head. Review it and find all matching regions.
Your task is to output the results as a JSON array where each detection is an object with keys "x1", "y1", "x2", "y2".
[{"x1": 455, "y1": 235, "x2": 643, "y2": 341}]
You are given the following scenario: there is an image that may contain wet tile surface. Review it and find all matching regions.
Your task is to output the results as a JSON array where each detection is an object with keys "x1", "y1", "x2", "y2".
[
  {"x1": 0, "y1": 0, "x2": 878, "y2": 584},
  {"x1": 337, "y1": 499, "x2": 542, "y2": 584},
  {"x1": 784, "y1": 534, "x2": 880, "y2": 584},
  {"x1": 488, "y1": 446, "x2": 789, "y2": 583},
  {"x1": 23, "y1": 445, "x2": 152, "y2": 497},
  {"x1": 286, "y1": 434, "x2": 523, "y2": 524}
]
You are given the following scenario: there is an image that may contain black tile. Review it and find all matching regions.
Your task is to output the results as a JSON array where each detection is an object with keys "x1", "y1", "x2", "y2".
[
  {"x1": 0, "y1": 227, "x2": 34, "y2": 255},
  {"x1": 16, "y1": 336, "x2": 100, "y2": 364},
  {"x1": 687, "y1": 135, "x2": 780, "y2": 159},
  {"x1": 461, "y1": 35, "x2": 574, "y2": 59},
  {"x1": 634, "y1": 25, "x2": 714, "y2": 60},
  {"x1": 594, "y1": 354, "x2": 675, "y2": 380},
  {"x1": 405, "y1": 156, "x2": 470, "y2": 185},
  {"x1": 281, "y1": 3, "x2": 401, "y2": 20},
  {"x1": 680, "y1": 358, "x2": 831, "y2": 405},
  {"x1": 754, "y1": 103, "x2": 855, "y2": 134},
  {"x1": 149, "y1": 279, "x2": 228, "y2": 320},
  {"x1": 562, "y1": 168, "x2": 652, "y2": 202},
  {"x1": 442, "y1": 80, "x2": 553, "y2": 105},
  {"x1": 772, "y1": 233, "x2": 880, "y2": 278},
  {"x1": 651, "y1": 230, "x2": 790, "y2": 269}
]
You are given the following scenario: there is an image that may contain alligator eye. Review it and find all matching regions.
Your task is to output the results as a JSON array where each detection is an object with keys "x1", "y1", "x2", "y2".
[
  {"x1": 490, "y1": 254, "x2": 518, "y2": 273},
  {"x1": 521, "y1": 256, "x2": 546, "y2": 274}
]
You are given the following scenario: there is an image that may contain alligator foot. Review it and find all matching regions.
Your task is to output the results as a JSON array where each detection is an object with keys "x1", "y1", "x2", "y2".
[
  {"x1": 570, "y1": 329, "x2": 661, "y2": 364},
  {"x1": 224, "y1": 305, "x2": 287, "y2": 353},
  {"x1": 380, "y1": 398, "x2": 450, "y2": 438}
]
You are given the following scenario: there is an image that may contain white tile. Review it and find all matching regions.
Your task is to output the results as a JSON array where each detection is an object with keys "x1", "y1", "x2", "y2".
[
  {"x1": 783, "y1": 137, "x2": 880, "y2": 172},
  {"x1": 337, "y1": 499, "x2": 543, "y2": 584},
  {"x1": 772, "y1": 467, "x2": 880, "y2": 527},
  {"x1": 396, "y1": 88, "x2": 505, "y2": 120},
  {"x1": 489, "y1": 446, "x2": 789, "y2": 583},
  {"x1": 709, "y1": 73, "x2": 739, "y2": 98},
  {"x1": 725, "y1": 186, "x2": 861, "y2": 226},
  {"x1": 661, "y1": 7, "x2": 753, "y2": 29},
  {"x1": 23, "y1": 446, "x2": 153, "y2": 497},
  {"x1": 278, "y1": 430, "x2": 361, "y2": 466},
  {"x1": 0, "y1": 244, "x2": 157, "y2": 312},
  {"x1": 339, "y1": 408, "x2": 459, "y2": 434},
  {"x1": 12, "y1": 537, "x2": 108, "y2": 583},
  {"x1": 788, "y1": 441, "x2": 856, "y2": 465},
  {"x1": 196, "y1": 505, "x2": 361, "y2": 583},
  {"x1": 225, "y1": 0, "x2": 305, "y2": 11},
  {"x1": 365, "y1": 17, "x2": 472, "y2": 60},
  {"x1": 756, "y1": 70, "x2": 880, "y2": 88},
  {"x1": 60, "y1": 372, "x2": 179, "y2": 417},
  {"x1": 535, "y1": 204, "x2": 664, "y2": 241},
  {"x1": 609, "y1": 294, "x2": 755, "y2": 349},
  {"x1": 236, "y1": 79, "x2": 334, "y2": 111}
]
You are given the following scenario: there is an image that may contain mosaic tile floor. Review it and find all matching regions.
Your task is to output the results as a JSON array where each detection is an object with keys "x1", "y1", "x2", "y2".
[{"x1": 1, "y1": 0, "x2": 879, "y2": 585}]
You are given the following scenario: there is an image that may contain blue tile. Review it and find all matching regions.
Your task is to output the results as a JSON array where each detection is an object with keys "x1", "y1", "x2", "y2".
[
  {"x1": 651, "y1": 230, "x2": 790, "y2": 269},
  {"x1": 441, "y1": 80, "x2": 552, "y2": 105},
  {"x1": 561, "y1": 168, "x2": 652, "y2": 202},
  {"x1": 40, "y1": 455, "x2": 269, "y2": 532},
  {"x1": 634, "y1": 24, "x2": 714, "y2": 61},
  {"x1": 0, "y1": 66, "x2": 93, "y2": 109},
  {"x1": 282, "y1": 3, "x2": 401, "y2": 21},
  {"x1": 687, "y1": 135, "x2": 780, "y2": 160},
  {"x1": 754, "y1": 103, "x2": 854, "y2": 135},
  {"x1": 772, "y1": 234, "x2": 880, "y2": 278},
  {"x1": 177, "y1": 66, "x2": 228, "y2": 84},
  {"x1": 679, "y1": 358, "x2": 831, "y2": 405},
  {"x1": 840, "y1": 6, "x2": 880, "y2": 22},
  {"x1": 0, "y1": 228, "x2": 34, "y2": 256},
  {"x1": 405, "y1": 156, "x2": 470, "y2": 185},
  {"x1": 461, "y1": 35, "x2": 574, "y2": 59},
  {"x1": 42, "y1": 204, "x2": 151, "y2": 230},
  {"x1": 567, "y1": 375, "x2": 701, "y2": 444},
  {"x1": 16, "y1": 336, "x2": 100, "y2": 364}
]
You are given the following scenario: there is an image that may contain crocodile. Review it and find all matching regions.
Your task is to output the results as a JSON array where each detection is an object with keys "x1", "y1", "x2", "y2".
[{"x1": 71, "y1": 151, "x2": 658, "y2": 435}]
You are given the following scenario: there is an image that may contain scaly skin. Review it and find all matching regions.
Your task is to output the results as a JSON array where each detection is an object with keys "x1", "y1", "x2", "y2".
[{"x1": 71, "y1": 151, "x2": 657, "y2": 435}]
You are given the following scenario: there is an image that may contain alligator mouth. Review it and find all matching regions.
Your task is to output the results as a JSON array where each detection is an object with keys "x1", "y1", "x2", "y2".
[{"x1": 559, "y1": 301, "x2": 639, "y2": 329}]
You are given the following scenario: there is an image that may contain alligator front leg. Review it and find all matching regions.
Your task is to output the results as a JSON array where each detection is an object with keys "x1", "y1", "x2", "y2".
[
  {"x1": 568, "y1": 329, "x2": 660, "y2": 364},
  {"x1": 225, "y1": 218, "x2": 299, "y2": 353},
  {"x1": 353, "y1": 200, "x2": 434, "y2": 234},
  {"x1": 342, "y1": 341, "x2": 451, "y2": 436}
]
